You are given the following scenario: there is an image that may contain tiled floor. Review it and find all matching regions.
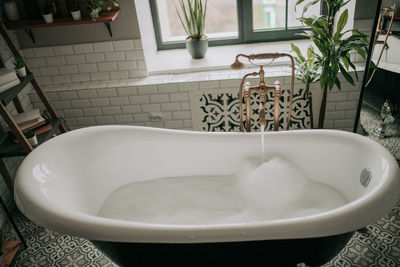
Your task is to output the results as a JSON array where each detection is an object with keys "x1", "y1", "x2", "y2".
[{"x1": 0, "y1": 201, "x2": 399, "y2": 267}]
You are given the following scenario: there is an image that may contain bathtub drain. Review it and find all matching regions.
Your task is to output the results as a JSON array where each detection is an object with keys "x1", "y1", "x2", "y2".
[{"x1": 360, "y1": 168, "x2": 372, "y2": 186}]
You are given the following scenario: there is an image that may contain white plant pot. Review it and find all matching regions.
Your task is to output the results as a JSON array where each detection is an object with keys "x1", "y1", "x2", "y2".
[
  {"x1": 71, "y1": 10, "x2": 81, "y2": 21},
  {"x1": 42, "y1": 13, "x2": 53, "y2": 24},
  {"x1": 4, "y1": 1, "x2": 20, "y2": 21},
  {"x1": 90, "y1": 9, "x2": 99, "y2": 20},
  {"x1": 27, "y1": 135, "x2": 38, "y2": 146},
  {"x1": 15, "y1": 66, "x2": 26, "y2": 77}
]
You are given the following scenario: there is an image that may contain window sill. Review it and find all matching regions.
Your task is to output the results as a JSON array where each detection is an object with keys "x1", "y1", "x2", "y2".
[{"x1": 145, "y1": 39, "x2": 315, "y2": 75}]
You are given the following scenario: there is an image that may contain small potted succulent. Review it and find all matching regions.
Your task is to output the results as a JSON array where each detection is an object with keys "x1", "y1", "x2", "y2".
[
  {"x1": 87, "y1": 0, "x2": 103, "y2": 21},
  {"x1": 24, "y1": 130, "x2": 38, "y2": 146},
  {"x1": 176, "y1": 0, "x2": 208, "y2": 59},
  {"x1": 70, "y1": 0, "x2": 81, "y2": 21},
  {"x1": 42, "y1": 3, "x2": 54, "y2": 23},
  {"x1": 13, "y1": 56, "x2": 26, "y2": 77}
]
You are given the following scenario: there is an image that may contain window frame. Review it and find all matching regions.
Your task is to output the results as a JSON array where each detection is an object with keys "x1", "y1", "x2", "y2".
[{"x1": 149, "y1": 0, "x2": 323, "y2": 51}]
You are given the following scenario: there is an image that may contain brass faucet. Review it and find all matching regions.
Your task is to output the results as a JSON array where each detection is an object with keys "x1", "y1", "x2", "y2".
[{"x1": 230, "y1": 53, "x2": 295, "y2": 132}]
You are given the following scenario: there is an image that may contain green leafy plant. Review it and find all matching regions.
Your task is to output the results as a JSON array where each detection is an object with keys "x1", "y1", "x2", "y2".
[
  {"x1": 291, "y1": 44, "x2": 319, "y2": 98},
  {"x1": 42, "y1": 0, "x2": 55, "y2": 14},
  {"x1": 103, "y1": 0, "x2": 119, "y2": 11},
  {"x1": 295, "y1": 0, "x2": 368, "y2": 128},
  {"x1": 70, "y1": 0, "x2": 80, "y2": 11},
  {"x1": 13, "y1": 56, "x2": 24, "y2": 69},
  {"x1": 176, "y1": 0, "x2": 207, "y2": 41},
  {"x1": 87, "y1": 0, "x2": 103, "y2": 11}
]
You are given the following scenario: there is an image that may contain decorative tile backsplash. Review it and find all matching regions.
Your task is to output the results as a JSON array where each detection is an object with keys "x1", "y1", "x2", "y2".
[{"x1": 190, "y1": 87, "x2": 312, "y2": 132}]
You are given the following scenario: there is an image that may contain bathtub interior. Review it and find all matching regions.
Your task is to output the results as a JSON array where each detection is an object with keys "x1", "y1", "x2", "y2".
[{"x1": 19, "y1": 127, "x2": 394, "y2": 222}]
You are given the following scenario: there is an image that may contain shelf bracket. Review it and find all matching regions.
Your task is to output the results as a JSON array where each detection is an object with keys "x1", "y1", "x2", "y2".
[
  {"x1": 104, "y1": 22, "x2": 113, "y2": 37},
  {"x1": 24, "y1": 28, "x2": 36, "y2": 44}
]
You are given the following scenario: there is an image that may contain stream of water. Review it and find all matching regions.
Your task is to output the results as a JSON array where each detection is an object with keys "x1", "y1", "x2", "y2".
[{"x1": 261, "y1": 125, "x2": 265, "y2": 163}]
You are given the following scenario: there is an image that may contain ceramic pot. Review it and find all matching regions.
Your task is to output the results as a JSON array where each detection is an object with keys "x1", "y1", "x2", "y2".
[
  {"x1": 90, "y1": 8, "x2": 99, "y2": 20},
  {"x1": 15, "y1": 66, "x2": 26, "y2": 77},
  {"x1": 42, "y1": 13, "x2": 54, "y2": 23},
  {"x1": 71, "y1": 9, "x2": 81, "y2": 20},
  {"x1": 4, "y1": 1, "x2": 20, "y2": 21},
  {"x1": 185, "y1": 36, "x2": 208, "y2": 59},
  {"x1": 27, "y1": 135, "x2": 38, "y2": 146}
]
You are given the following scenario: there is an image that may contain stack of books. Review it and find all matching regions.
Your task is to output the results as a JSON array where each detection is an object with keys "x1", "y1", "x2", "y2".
[
  {"x1": 0, "y1": 68, "x2": 20, "y2": 94},
  {"x1": 8, "y1": 109, "x2": 53, "y2": 142}
]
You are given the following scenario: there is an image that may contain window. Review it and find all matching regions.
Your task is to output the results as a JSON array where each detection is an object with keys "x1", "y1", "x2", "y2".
[{"x1": 149, "y1": 0, "x2": 322, "y2": 50}]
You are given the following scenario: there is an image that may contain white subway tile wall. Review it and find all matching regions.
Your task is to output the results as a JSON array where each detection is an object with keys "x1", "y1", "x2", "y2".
[
  {"x1": 24, "y1": 39, "x2": 148, "y2": 85},
  {"x1": 21, "y1": 39, "x2": 363, "y2": 134},
  {"x1": 27, "y1": 71, "x2": 362, "y2": 133}
]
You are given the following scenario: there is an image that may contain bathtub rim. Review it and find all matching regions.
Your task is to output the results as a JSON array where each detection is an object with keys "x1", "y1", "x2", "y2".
[{"x1": 14, "y1": 126, "x2": 400, "y2": 243}]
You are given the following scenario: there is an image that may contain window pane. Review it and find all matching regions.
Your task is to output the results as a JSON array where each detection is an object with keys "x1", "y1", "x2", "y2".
[
  {"x1": 253, "y1": 0, "x2": 286, "y2": 31},
  {"x1": 287, "y1": 0, "x2": 321, "y2": 28},
  {"x1": 155, "y1": 0, "x2": 238, "y2": 43}
]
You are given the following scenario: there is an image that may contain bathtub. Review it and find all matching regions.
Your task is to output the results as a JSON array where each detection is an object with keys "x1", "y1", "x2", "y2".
[{"x1": 14, "y1": 126, "x2": 400, "y2": 266}]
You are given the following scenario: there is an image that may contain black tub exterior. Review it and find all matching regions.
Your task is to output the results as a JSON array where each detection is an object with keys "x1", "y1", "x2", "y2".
[{"x1": 91, "y1": 232, "x2": 353, "y2": 267}]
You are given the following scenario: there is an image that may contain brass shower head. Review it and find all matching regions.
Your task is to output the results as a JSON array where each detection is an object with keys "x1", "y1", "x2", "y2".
[{"x1": 230, "y1": 58, "x2": 245, "y2": 70}]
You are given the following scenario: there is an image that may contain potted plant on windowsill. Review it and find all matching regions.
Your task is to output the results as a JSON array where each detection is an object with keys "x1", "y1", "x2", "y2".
[
  {"x1": 13, "y1": 56, "x2": 26, "y2": 77},
  {"x1": 69, "y1": 0, "x2": 81, "y2": 21},
  {"x1": 177, "y1": 0, "x2": 208, "y2": 59}
]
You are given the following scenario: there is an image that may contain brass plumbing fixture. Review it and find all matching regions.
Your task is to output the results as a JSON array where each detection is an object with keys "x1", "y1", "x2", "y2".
[
  {"x1": 366, "y1": 5, "x2": 396, "y2": 87},
  {"x1": 230, "y1": 53, "x2": 295, "y2": 132}
]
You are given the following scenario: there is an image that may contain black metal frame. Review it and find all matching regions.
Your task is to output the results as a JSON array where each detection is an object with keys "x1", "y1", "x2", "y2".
[
  {"x1": 0, "y1": 196, "x2": 26, "y2": 247},
  {"x1": 353, "y1": 0, "x2": 383, "y2": 133},
  {"x1": 149, "y1": 0, "x2": 322, "y2": 50}
]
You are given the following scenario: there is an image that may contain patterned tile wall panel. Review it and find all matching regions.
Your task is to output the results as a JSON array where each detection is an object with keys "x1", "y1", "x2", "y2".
[{"x1": 190, "y1": 87, "x2": 312, "y2": 132}]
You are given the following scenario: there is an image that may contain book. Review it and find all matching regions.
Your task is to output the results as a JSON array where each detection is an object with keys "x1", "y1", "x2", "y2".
[
  {"x1": 0, "y1": 67, "x2": 18, "y2": 86},
  {"x1": 0, "y1": 78, "x2": 20, "y2": 94},
  {"x1": 20, "y1": 118, "x2": 46, "y2": 132},
  {"x1": 12, "y1": 109, "x2": 42, "y2": 126}
]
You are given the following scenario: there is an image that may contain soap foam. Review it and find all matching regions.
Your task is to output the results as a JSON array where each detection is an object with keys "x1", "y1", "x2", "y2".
[{"x1": 98, "y1": 156, "x2": 347, "y2": 225}]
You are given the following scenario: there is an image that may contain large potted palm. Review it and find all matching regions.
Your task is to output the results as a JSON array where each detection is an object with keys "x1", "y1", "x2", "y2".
[
  {"x1": 294, "y1": 0, "x2": 368, "y2": 128},
  {"x1": 177, "y1": 0, "x2": 208, "y2": 59}
]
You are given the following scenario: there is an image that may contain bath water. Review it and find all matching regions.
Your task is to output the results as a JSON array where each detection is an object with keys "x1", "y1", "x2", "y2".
[{"x1": 98, "y1": 156, "x2": 347, "y2": 225}]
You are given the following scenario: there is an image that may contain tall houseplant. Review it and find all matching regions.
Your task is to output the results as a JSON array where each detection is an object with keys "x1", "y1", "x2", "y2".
[
  {"x1": 295, "y1": 0, "x2": 368, "y2": 128},
  {"x1": 176, "y1": 0, "x2": 208, "y2": 59}
]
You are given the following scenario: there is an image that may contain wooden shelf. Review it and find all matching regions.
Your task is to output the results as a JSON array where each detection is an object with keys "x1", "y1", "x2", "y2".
[
  {"x1": 0, "y1": 73, "x2": 34, "y2": 107},
  {"x1": 5, "y1": 9, "x2": 120, "y2": 30},
  {"x1": 0, "y1": 118, "x2": 63, "y2": 157},
  {"x1": 4, "y1": 9, "x2": 120, "y2": 42}
]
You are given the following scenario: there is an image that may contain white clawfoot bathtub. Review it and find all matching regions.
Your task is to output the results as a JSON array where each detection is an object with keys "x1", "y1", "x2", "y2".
[{"x1": 14, "y1": 126, "x2": 400, "y2": 266}]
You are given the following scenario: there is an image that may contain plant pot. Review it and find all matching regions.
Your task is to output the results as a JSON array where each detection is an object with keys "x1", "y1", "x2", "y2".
[
  {"x1": 71, "y1": 9, "x2": 81, "y2": 20},
  {"x1": 27, "y1": 135, "x2": 38, "y2": 146},
  {"x1": 42, "y1": 13, "x2": 54, "y2": 23},
  {"x1": 185, "y1": 36, "x2": 208, "y2": 59},
  {"x1": 15, "y1": 66, "x2": 26, "y2": 77},
  {"x1": 4, "y1": 1, "x2": 20, "y2": 21},
  {"x1": 90, "y1": 8, "x2": 99, "y2": 20}
]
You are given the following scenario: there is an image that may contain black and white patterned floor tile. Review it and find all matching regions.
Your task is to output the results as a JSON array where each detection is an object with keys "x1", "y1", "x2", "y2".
[{"x1": 0, "y1": 200, "x2": 399, "y2": 267}]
